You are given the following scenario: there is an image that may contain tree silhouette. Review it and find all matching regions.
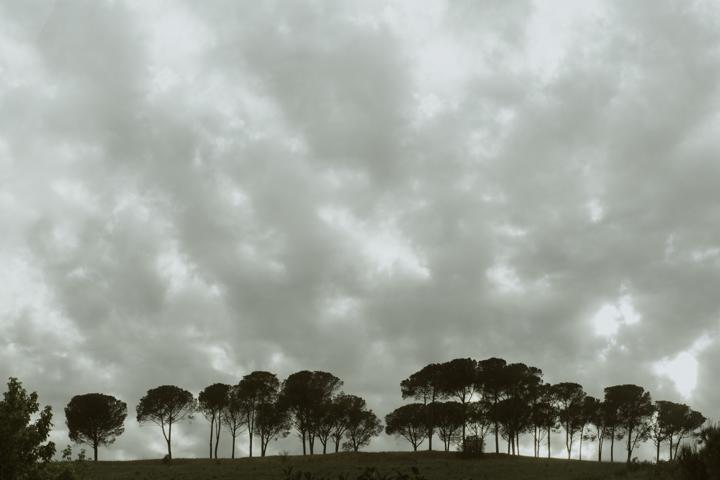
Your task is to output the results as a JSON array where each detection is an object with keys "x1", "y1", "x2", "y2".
[
  {"x1": 254, "y1": 400, "x2": 290, "y2": 456},
  {"x1": 328, "y1": 394, "x2": 358, "y2": 453},
  {"x1": 343, "y1": 406, "x2": 382, "y2": 452},
  {"x1": 0, "y1": 378, "x2": 55, "y2": 480},
  {"x1": 223, "y1": 385, "x2": 247, "y2": 459},
  {"x1": 604, "y1": 384, "x2": 654, "y2": 463},
  {"x1": 236, "y1": 371, "x2": 280, "y2": 457},
  {"x1": 436, "y1": 358, "x2": 477, "y2": 442},
  {"x1": 577, "y1": 396, "x2": 598, "y2": 461},
  {"x1": 465, "y1": 400, "x2": 492, "y2": 445},
  {"x1": 401, "y1": 363, "x2": 446, "y2": 450},
  {"x1": 476, "y1": 357, "x2": 507, "y2": 453},
  {"x1": 198, "y1": 383, "x2": 230, "y2": 459},
  {"x1": 136, "y1": 385, "x2": 195, "y2": 459},
  {"x1": 280, "y1": 371, "x2": 342, "y2": 455},
  {"x1": 552, "y1": 382, "x2": 586, "y2": 459},
  {"x1": 65, "y1": 393, "x2": 127, "y2": 461},
  {"x1": 385, "y1": 403, "x2": 428, "y2": 452},
  {"x1": 432, "y1": 401, "x2": 467, "y2": 451},
  {"x1": 531, "y1": 384, "x2": 557, "y2": 458}
]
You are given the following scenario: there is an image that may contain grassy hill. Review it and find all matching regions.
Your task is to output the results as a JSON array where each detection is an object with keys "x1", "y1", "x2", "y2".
[{"x1": 72, "y1": 452, "x2": 672, "y2": 480}]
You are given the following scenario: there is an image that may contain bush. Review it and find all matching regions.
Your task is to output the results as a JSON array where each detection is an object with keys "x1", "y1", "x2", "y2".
[
  {"x1": 458, "y1": 435, "x2": 484, "y2": 458},
  {"x1": 676, "y1": 445, "x2": 707, "y2": 480}
]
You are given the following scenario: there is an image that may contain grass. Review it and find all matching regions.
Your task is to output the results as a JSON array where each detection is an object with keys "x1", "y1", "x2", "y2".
[{"x1": 70, "y1": 452, "x2": 674, "y2": 480}]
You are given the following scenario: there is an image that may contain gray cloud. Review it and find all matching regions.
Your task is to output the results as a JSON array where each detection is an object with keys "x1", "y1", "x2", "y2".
[{"x1": 1, "y1": 0, "x2": 720, "y2": 460}]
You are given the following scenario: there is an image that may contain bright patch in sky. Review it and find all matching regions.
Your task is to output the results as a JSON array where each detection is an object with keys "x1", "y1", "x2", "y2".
[
  {"x1": 318, "y1": 206, "x2": 430, "y2": 279},
  {"x1": 591, "y1": 290, "x2": 641, "y2": 338},
  {"x1": 653, "y1": 334, "x2": 712, "y2": 399},
  {"x1": 486, "y1": 264, "x2": 523, "y2": 293}
]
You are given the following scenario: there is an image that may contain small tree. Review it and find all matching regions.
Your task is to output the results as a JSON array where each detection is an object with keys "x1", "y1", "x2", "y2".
[
  {"x1": 385, "y1": 403, "x2": 428, "y2": 452},
  {"x1": 223, "y1": 385, "x2": 247, "y2": 459},
  {"x1": 136, "y1": 385, "x2": 195, "y2": 460},
  {"x1": 65, "y1": 393, "x2": 127, "y2": 461},
  {"x1": 343, "y1": 408, "x2": 382, "y2": 452},
  {"x1": 432, "y1": 401, "x2": 465, "y2": 452},
  {"x1": 255, "y1": 401, "x2": 291, "y2": 456},
  {"x1": 552, "y1": 382, "x2": 586, "y2": 459},
  {"x1": 0, "y1": 378, "x2": 55, "y2": 480},
  {"x1": 198, "y1": 383, "x2": 230, "y2": 459}
]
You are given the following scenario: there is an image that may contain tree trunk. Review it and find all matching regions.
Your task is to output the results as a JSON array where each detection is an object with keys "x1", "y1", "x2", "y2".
[
  {"x1": 302, "y1": 431, "x2": 306, "y2": 456},
  {"x1": 495, "y1": 422, "x2": 500, "y2": 453},
  {"x1": 232, "y1": 434, "x2": 236, "y2": 459},
  {"x1": 547, "y1": 426, "x2": 551, "y2": 458},
  {"x1": 214, "y1": 420, "x2": 221, "y2": 459},
  {"x1": 209, "y1": 417, "x2": 214, "y2": 459},
  {"x1": 579, "y1": 430, "x2": 583, "y2": 460},
  {"x1": 335, "y1": 438, "x2": 340, "y2": 453},
  {"x1": 249, "y1": 428, "x2": 253, "y2": 458},
  {"x1": 669, "y1": 436, "x2": 673, "y2": 461},
  {"x1": 626, "y1": 427, "x2": 633, "y2": 463},
  {"x1": 428, "y1": 427, "x2": 433, "y2": 451},
  {"x1": 93, "y1": 443, "x2": 98, "y2": 462},
  {"x1": 168, "y1": 421, "x2": 173, "y2": 460},
  {"x1": 610, "y1": 427, "x2": 614, "y2": 463}
]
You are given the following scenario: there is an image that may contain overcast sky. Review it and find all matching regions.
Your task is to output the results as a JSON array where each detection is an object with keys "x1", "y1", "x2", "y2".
[{"x1": 2, "y1": 0, "x2": 720, "y2": 461}]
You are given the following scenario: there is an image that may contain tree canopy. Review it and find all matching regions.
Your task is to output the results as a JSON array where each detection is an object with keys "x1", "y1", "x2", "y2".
[{"x1": 65, "y1": 393, "x2": 127, "y2": 461}]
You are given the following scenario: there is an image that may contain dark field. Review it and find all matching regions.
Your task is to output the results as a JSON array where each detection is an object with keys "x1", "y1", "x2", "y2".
[{"x1": 74, "y1": 452, "x2": 671, "y2": 480}]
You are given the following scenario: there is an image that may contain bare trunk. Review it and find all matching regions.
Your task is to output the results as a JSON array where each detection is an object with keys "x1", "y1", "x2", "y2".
[
  {"x1": 547, "y1": 426, "x2": 551, "y2": 458},
  {"x1": 209, "y1": 417, "x2": 214, "y2": 459}
]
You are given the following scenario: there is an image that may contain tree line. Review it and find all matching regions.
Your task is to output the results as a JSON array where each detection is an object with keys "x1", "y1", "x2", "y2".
[
  {"x1": 1, "y1": 358, "x2": 709, "y2": 466},
  {"x1": 63, "y1": 370, "x2": 381, "y2": 461},
  {"x1": 385, "y1": 358, "x2": 706, "y2": 463}
]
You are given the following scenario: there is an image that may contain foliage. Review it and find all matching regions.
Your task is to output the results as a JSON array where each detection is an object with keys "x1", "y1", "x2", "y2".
[
  {"x1": 385, "y1": 403, "x2": 428, "y2": 451},
  {"x1": 198, "y1": 383, "x2": 230, "y2": 459},
  {"x1": 136, "y1": 385, "x2": 195, "y2": 459},
  {"x1": 0, "y1": 377, "x2": 56, "y2": 480},
  {"x1": 64, "y1": 393, "x2": 127, "y2": 461}
]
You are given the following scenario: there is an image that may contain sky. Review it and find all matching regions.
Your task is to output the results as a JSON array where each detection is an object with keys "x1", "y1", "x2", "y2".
[{"x1": 1, "y1": 0, "x2": 720, "y2": 461}]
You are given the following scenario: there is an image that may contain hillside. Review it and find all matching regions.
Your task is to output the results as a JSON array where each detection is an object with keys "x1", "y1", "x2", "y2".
[{"x1": 73, "y1": 452, "x2": 670, "y2": 480}]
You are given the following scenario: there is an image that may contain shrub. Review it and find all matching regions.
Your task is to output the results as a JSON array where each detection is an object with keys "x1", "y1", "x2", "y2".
[
  {"x1": 676, "y1": 445, "x2": 707, "y2": 480},
  {"x1": 458, "y1": 435, "x2": 484, "y2": 458}
]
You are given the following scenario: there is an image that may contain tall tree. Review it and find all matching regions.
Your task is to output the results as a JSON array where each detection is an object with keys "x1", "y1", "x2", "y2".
[
  {"x1": 136, "y1": 385, "x2": 195, "y2": 460},
  {"x1": 436, "y1": 358, "x2": 478, "y2": 442},
  {"x1": 236, "y1": 371, "x2": 280, "y2": 458},
  {"x1": 198, "y1": 383, "x2": 230, "y2": 459},
  {"x1": 0, "y1": 378, "x2": 55, "y2": 480},
  {"x1": 401, "y1": 363, "x2": 446, "y2": 450},
  {"x1": 254, "y1": 401, "x2": 291, "y2": 457},
  {"x1": 329, "y1": 394, "x2": 357, "y2": 453},
  {"x1": 476, "y1": 357, "x2": 507, "y2": 454},
  {"x1": 223, "y1": 385, "x2": 247, "y2": 459},
  {"x1": 385, "y1": 403, "x2": 428, "y2": 451},
  {"x1": 587, "y1": 398, "x2": 611, "y2": 462},
  {"x1": 578, "y1": 396, "x2": 599, "y2": 461},
  {"x1": 280, "y1": 371, "x2": 342, "y2": 455},
  {"x1": 552, "y1": 382, "x2": 586, "y2": 459},
  {"x1": 531, "y1": 384, "x2": 557, "y2": 458},
  {"x1": 604, "y1": 384, "x2": 654, "y2": 463},
  {"x1": 673, "y1": 408, "x2": 706, "y2": 460},
  {"x1": 65, "y1": 393, "x2": 127, "y2": 461}
]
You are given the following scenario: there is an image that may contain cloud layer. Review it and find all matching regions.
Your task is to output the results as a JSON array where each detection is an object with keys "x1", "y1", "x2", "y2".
[{"x1": 2, "y1": 0, "x2": 720, "y2": 460}]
